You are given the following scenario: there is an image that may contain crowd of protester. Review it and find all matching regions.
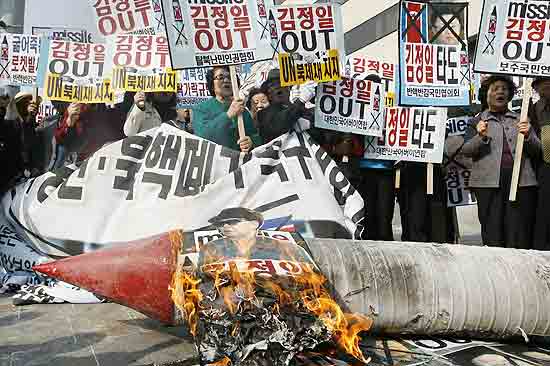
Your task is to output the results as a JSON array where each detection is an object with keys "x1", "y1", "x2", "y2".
[{"x1": 1, "y1": 68, "x2": 548, "y2": 250}]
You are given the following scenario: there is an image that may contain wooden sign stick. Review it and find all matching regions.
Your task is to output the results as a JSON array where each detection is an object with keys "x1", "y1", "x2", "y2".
[
  {"x1": 509, "y1": 78, "x2": 533, "y2": 202},
  {"x1": 229, "y1": 65, "x2": 246, "y2": 140}
]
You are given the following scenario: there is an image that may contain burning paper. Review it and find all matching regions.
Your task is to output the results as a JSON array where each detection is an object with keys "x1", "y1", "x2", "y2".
[{"x1": 170, "y1": 208, "x2": 372, "y2": 366}]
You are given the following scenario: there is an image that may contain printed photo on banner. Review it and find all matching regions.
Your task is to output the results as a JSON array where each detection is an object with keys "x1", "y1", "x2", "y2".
[
  {"x1": 365, "y1": 107, "x2": 447, "y2": 163},
  {"x1": 177, "y1": 68, "x2": 209, "y2": 108},
  {"x1": 0, "y1": 34, "x2": 41, "y2": 87},
  {"x1": 161, "y1": 0, "x2": 274, "y2": 69},
  {"x1": 271, "y1": 3, "x2": 344, "y2": 86},
  {"x1": 36, "y1": 38, "x2": 114, "y2": 104},
  {"x1": 108, "y1": 34, "x2": 176, "y2": 92},
  {"x1": 474, "y1": 0, "x2": 550, "y2": 78},
  {"x1": 91, "y1": 0, "x2": 159, "y2": 36},
  {"x1": 398, "y1": 1, "x2": 471, "y2": 106},
  {"x1": 314, "y1": 77, "x2": 385, "y2": 137},
  {"x1": 345, "y1": 56, "x2": 398, "y2": 107}
]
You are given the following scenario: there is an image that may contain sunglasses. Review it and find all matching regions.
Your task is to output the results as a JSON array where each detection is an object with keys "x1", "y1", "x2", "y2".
[{"x1": 213, "y1": 73, "x2": 231, "y2": 81}]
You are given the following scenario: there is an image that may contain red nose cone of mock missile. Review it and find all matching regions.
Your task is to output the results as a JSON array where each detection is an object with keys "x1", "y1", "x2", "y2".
[{"x1": 33, "y1": 234, "x2": 179, "y2": 324}]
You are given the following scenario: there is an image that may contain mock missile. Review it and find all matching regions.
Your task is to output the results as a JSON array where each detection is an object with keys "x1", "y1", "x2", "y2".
[
  {"x1": 488, "y1": 6, "x2": 497, "y2": 34},
  {"x1": 35, "y1": 237, "x2": 550, "y2": 339},
  {"x1": 34, "y1": 233, "x2": 181, "y2": 324}
]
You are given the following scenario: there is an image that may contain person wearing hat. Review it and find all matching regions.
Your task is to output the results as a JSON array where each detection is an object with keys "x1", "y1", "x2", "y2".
[
  {"x1": 192, "y1": 66, "x2": 262, "y2": 152},
  {"x1": 198, "y1": 207, "x2": 308, "y2": 267},
  {"x1": 0, "y1": 92, "x2": 42, "y2": 189},
  {"x1": 529, "y1": 77, "x2": 550, "y2": 250},
  {"x1": 462, "y1": 75, "x2": 541, "y2": 248},
  {"x1": 256, "y1": 69, "x2": 316, "y2": 143}
]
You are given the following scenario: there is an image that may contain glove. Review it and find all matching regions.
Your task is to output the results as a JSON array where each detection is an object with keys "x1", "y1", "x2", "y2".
[{"x1": 298, "y1": 81, "x2": 317, "y2": 103}]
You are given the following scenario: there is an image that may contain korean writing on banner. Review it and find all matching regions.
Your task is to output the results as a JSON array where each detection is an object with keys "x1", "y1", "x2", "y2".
[
  {"x1": 178, "y1": 229, "x2": 313, "y2": 273},
  {"x1": 109, "y1": 34, "x2": 176, "y2": 92},
  {"x1": 162, "y1": 0, "x2": 273, "y2": 69},
  {"x1": 0, "y1": 34, "x2": 41, "y2": 87},
  {"x1": 177, "y1": 68, "x2": 209, "y2": 108},
  {"x1": 279, "y1": 49, "x2": 340, "y2": 87},
  {"x1": 92, "y1": 0, "x2": 157, "y2": 36},
  {"x1": 272, "y1": 4, "x2": 344, "y2": 86},
  {"x1": 314, "y1": 77, "x2": 385, "y2": 137},
  {"x1": 5, "y1": 126, "x2": 363, "y2": 253},
  {"x1": 345, "y1": 56, "x2": 398, "y2": 107},
  {"x1": 445, "y1": 115, "x2": 475, "y2": 207},
  {"x1": 37, "y1": 39, "x2": 114, "y2": 103},
  {"x1": 399, "y1": 1, "x2": 471, "y2": 106},
  {"x1": 365, "y1": 107, "x2": 447, "y2": 163},
  {"x1": 474, "y1": 0, "x2": 550, "y2": 77},
  {"x1": 446, "y1": 163, "x2": 476, "y2": 207}
]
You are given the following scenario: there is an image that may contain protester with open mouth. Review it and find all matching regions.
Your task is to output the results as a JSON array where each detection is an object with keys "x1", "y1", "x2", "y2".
[
  {"x1": 462, "y1": 75, "x2": 540, "y2": 249},
  {"x1": 192, "y1": 66, "x2": 262, "y2": 153}
]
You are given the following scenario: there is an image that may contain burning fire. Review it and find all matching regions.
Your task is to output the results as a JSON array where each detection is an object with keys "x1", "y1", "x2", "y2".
[{"x1": 168, "y1": 229, "x2": 372, "y2": 364}]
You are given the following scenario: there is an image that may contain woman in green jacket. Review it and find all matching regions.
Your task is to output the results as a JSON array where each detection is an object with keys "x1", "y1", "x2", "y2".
[{"x1": 193, "y1": 66, "x2": 262, "y2": 152}]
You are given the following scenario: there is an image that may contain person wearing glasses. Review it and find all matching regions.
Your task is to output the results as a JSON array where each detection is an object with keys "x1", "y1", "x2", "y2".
[{"x1": 193, "y1": 66, "x2": 262, "y2": 153}]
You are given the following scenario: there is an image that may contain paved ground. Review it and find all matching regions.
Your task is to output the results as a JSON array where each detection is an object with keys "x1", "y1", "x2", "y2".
[{"x1": 0, "y1": 295, "x2": 198, "y2": 366}]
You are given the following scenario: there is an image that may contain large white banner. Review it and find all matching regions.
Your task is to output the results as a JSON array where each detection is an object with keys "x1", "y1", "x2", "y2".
[
  {"x1": 2, "y1": 126, "x2": 363, "y2": 257},
  {"x1": 162, "y1": 0, "x2": 274, "y2": 69},
  {"x1": 474, "y1": 0, "x2": 550, "y2": 77},
  {"x1": 364, "y1": 107, "x2": 447, "y2": 163}
]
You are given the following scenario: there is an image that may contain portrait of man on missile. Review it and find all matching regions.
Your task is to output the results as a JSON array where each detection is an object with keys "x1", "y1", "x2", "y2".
[{"x1": 198, "y1": 207, "x2": 311, "y2": 267}]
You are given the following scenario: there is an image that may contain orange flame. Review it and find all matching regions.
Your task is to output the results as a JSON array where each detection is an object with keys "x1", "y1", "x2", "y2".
[
  {"x1": 170, "y1": 270, "x2": 202, "y2": 336},
  {"x1": 168, "y1": 230, "x2": 202, "y2": 336},
  {"x1": 297, "y1": 271, "x2": 372, "y2": 363},
  {"x1": 207, "y1": 356, "x2": 232, "y2": 366},
  {"x1": 169, "y1": 230, "x2": 372, "y2": 363}
]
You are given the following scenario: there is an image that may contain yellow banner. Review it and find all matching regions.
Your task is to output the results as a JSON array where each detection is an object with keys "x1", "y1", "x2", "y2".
[
  {"x1": 112, "y1": 67, "x2": 177, "y2": 92},
  {"x1": 278, "y1": 49, "x2": 341, "y2": 87},
  {"x1": 43, "y1": 74, "x2": 114, "y2": 104},
  {"x1": 385, "y1": 91, "x2": 396, "y2": 108}
]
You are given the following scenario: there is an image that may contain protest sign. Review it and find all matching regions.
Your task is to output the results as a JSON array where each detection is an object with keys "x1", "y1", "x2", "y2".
[
  {"x1": 314, "y1": 78, "x2": 385, "y2": 137},
  {"x1": 446, "y1": 115, "x2": 470, "y2": 137},
  {"x1": 239, "y1": 59, "x2": 278, "y2": 98},
  {"x1": 398, "y1": 1, "x2": 471, "y2": 106},
  {"x1": 91, "y1": 0, "x2": 158, "y2": 36},
  {"x1": 32, "y1": 26, "x2": 95, "y2": 43},
  {"x1": 446, "y1": 164, "x2": 476, "y2": 207},
  {"x1": 2, "y1": 126, "x2": 363, "y2": 257},
  {"x1": 177, "y1": 68, "x2": 209, "y2": 108},
  {"x1": 0, "y1": 34, "x2": 41, "y2": 87},
  {"x1": 272, "y1": 3, "x2": 344, "y2": 86},
  {"x1": 474, "y1": 0, "x2": 550, "y2": 77},
  {"x1": 345, "y1": 56, "x2": 398, "y2": 107},
  {"x1": 25, "y1": 0, "x2": 105, "y2": 43},
  {"x1": 109, "y1": 34, "x2": 177, "y2": 92},
  {"x1": 37, "y1": 39, "x2": 114, "y2": 103},
  {"x1": 444, "y1": 116, "x2": 476, "y2": 207},
  {"x1": 161, "y1": 0, "x2": 273, "y2": 69},
  {"x1": 365, "y1": 107, "x2": 447, "y2": 163}
]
